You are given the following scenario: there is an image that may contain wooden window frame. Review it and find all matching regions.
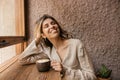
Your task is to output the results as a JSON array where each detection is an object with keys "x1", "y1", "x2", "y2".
[{"x1": 0, "y1": 0, "x2": 27, "y2": 54}]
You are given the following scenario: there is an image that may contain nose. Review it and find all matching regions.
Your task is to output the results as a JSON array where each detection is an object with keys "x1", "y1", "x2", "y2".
[
  {"x1": 49, "y1": 25, "x2": 56, "y2": 33},
  {"x1": 49, "y1": 25, "x2": 55, "y2": 29}
]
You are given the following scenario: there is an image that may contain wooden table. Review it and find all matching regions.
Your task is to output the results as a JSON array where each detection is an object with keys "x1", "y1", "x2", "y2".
[{"x1": 0, "y1": 56, "x2": 61, "y2": 80}]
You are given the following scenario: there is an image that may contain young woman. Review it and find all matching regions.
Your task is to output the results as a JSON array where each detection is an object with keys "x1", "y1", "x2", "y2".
[{"x1": 18, "y1": 14, "x2": 97, "y2": 80}]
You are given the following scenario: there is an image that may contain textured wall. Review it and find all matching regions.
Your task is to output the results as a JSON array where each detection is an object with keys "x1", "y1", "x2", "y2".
[{"x1": 25, "y1": 0, "x2": 120, "y2": 79}]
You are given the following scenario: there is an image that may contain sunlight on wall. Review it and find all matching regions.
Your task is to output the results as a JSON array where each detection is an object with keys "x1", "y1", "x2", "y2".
[
  {"x1": 0, "y1": 0, "x2": 16, "y2": 64},
  {"x1": 0, "y1": 0, "x2": 15, "y2": 36},
  {"x1": 0, "y1": 46, "x2": 16, "y2": 64}
]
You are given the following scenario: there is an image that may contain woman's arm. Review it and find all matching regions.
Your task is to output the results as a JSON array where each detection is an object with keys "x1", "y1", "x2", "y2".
[{"x1": 18, "y1": 40, "x2": 47, "y2": 65}]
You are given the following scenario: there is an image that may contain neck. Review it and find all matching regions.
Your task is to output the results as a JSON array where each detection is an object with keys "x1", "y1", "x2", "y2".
[{"x1": 49, "y1": 37, "x2": 64, "y2": 49}]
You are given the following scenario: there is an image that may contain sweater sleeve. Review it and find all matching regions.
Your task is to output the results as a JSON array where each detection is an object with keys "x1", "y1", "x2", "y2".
[
  {"x1": 63, "y1": 40, "x2": 97, "y2": 80},
  {"x1": 18, "y1": 40, "x2": 48, "y2": 65}
]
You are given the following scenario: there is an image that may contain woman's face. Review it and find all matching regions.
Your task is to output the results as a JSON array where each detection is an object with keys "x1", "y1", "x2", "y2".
[{"x1": 41, "y1": 18, "x2": 60, "y2": 39}]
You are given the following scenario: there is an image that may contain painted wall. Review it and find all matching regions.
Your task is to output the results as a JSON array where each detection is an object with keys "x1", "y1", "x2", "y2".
[{"x1": 25, "y1": 0, "x2": 120, "y2": 79}]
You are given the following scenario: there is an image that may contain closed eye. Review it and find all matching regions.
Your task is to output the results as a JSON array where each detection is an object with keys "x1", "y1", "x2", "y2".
[
  {"x1": 43, "y1": 24, "x2": 49, "y2": 28},
  {"x1": 51, "y1": 21, "x2": 56, "y2": 25}
]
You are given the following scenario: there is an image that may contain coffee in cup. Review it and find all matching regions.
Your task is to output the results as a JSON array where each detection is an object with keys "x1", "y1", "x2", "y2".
[{"x1": 36, "y1": 59, "x2": 50, "y2": 72}]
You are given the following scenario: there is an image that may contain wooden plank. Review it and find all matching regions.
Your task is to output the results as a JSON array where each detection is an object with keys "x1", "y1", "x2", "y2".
[
  {"x1": 0, "y1": 55, "x2": 19, "y2": 72},
  {"x1": 15, "y1": 0, "x2": 25, "y2": 37},
  {"x1": 0, "y1": 36, "x2": 25, "y2": 48}
]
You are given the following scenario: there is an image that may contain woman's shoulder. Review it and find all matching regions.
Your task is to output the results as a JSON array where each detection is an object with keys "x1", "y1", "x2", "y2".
[
  {"x1": 68, "y1": 39, "x2": 84, "y2": 50},
  {"x1": 67, "y1": 38, "x2": 83, "y2": 46},
  {"x1": 68, "y1": 38, "x2": 82, "y2": 43}
]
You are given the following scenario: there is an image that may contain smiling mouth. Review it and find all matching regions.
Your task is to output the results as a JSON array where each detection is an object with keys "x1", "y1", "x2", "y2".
[{"x1": 49, "y1": 29, "x2": 58, "y2": 33}]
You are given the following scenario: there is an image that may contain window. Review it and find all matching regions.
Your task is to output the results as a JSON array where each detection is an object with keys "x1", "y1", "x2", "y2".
[{"x1": 0, "y1": 0, "x2": 26, "y2": 64}]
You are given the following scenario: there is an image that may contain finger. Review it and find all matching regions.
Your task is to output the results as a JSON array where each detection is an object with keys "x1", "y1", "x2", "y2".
[
  {"x1": 52, "y1": 62, "x2": 60, "y2": 65},
  {"x1": 51, "y1": 60, "x2": 57, "y2": 64},
  {"x1": 54, "y1": 67, "x2": 62, "y2": 72},
  {"x1": 51, "y1": 63, "x2": 58, "y2": 67},
  {"x1": 51, "y1": 61, "x2": 61, "y2": 66},
  {"x1": 52, "y1": 65, "x2": 62, "y2": 71},
  {"x1": 51, "y1": 62, "x2": 57, "y2": 66},
  {"x1": 52, "y1": 65, "x2": 61, "y2": 68}
]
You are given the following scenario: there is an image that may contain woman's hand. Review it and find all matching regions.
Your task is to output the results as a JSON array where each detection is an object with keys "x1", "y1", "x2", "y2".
[
  {"x1": 51, "y1": 61, "x2": 63, "y2": 72},
  {"x1": 35, "y1": 33, "x2": 41, "y2": 46}
]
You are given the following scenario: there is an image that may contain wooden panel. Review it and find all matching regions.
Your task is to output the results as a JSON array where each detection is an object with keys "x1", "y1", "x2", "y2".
[
  {"x1": 15, "y1": 0, "x2": 27, "y2": 54},
  {"x1": 15, "y1": 0, "x2": 25, "y2": 36},
  {"x1": 16, "y1": 42, "x2": 27, "y2": 55},
  {"x1": 0, "y1": 36, "x2": 25, "y2": 48}
]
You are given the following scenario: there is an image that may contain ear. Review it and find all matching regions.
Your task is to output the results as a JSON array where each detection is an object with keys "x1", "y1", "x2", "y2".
[{"x1": 41, "y1": 33, "x2": 46, "y2": 38}]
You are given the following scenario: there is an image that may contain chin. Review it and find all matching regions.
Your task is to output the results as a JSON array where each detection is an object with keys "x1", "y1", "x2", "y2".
[
  {"x1": 52, "y1": 34, "x2": 59, "y2": 38},
  {"x1": 50, "y1": 33, "x2": 60, "y2": 39}
]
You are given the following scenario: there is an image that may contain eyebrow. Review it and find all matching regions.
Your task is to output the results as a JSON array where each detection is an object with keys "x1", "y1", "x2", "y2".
[{"x1": 43, "y1": 20, "x2": 55, "y2": 25}]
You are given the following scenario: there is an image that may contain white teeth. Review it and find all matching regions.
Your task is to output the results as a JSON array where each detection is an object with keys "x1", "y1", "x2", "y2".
[
  {"x1": 52, "y1": 30, "x2": 56, "y2": 33},
  {"x1": 50, "y1": 29, "x2": 57, "y2": 33}
]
